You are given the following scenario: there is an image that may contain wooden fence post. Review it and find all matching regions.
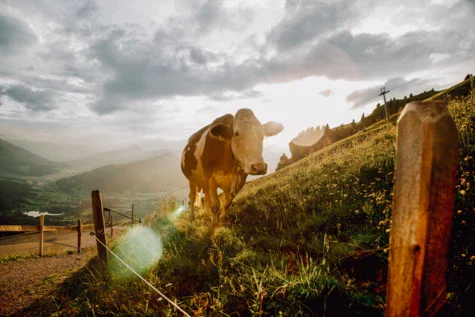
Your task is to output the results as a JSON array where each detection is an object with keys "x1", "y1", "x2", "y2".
[
  {"x1": 39, "y1": 214, "x2": 44, "y2": 256},
  {"x1": 110, "y1": 215, "x2": 113, "y2": 237},
  {"x1": 132, "y1": 204, "x2": 135, "y2": 226},
  {"x1": 77, "y1": 219, "x2": 82, "y2": 254},
  {"x1": 386, "y1": 101, "x2": 458, "y2": 316},
  {"x1": 91, "y1": 190, "x2": 108, "y2": 265}
]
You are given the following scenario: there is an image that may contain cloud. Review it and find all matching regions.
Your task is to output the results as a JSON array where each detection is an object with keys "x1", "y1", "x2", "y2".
[
  {"x1": 1, "y1": 84, "x2": 56, "y2": 111},
  {"x1": 209, "y1": 89, "x2": 264, "y2": 102},
  {"x1": 75, "y1": 0, "x2": 98, "y2": 19},
  {"x1": 88, "y1": 32, "x2": 267, "y2": 114},
  {"x1": 0, "y1": 13, "x2": 37, "y2": 54},
  {"x1": 319, "y1": 89, "x2": 333, "y2": 97},
  {"x1": 346, "y1": 77, "x2": 438, "y2": 109},
  {"x1": 189, "y1": 0, "x2": 255, "y2": 34},
  {"x1": 267, "y1": 0, "x2": 358, "y2": 52},
  {"x1": 196, "y1": 105, "x2": 215, "y2": 113}
]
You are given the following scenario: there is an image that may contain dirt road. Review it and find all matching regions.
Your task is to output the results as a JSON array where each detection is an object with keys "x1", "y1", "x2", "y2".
[{"x1": 0, "y1": 251, "x2": 94, "y2": 316}]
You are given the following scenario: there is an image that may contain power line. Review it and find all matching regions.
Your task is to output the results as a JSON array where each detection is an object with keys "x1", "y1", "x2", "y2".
[
  {"x1": 351, "y1": 52, "x2": 475, "y2": 109},
  {"x1": 90, "y1": 232, "x2": 191, "y2": 317}
]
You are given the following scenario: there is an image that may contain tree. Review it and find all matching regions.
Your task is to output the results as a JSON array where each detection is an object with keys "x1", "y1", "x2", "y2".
[
  {"x1": 276, "y1": 153, "x2": 290, "y2": 170},
  {"x1": 409, "y1": 93, "x2": 413, "y2": 98}
]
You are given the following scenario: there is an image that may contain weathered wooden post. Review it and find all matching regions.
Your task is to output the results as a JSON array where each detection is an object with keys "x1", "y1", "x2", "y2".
[
  {"x1": 77, "y1": 219, "x2": 82, "y2": 254},
  {"x1": 132, "y1": 204, "x2": 135, "y2": 226},
  {"x1": 110, "y1": 215, "x2": 113, "y2": 237},
  {"x1": 91, "y1": 190, "x2": 108, "y2": 265},
  {"x1": 386, "y1": 101, "x2": 458, "y2": 316},
  {"x1": 39, "y1": 214, "x2": 44, "y2": 256}
]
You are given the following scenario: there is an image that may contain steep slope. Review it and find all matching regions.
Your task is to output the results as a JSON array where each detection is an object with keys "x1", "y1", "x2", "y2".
[
  {"x1": 4, "y1": 138, "x2": 97, "y2": 162},
  {"x1": 67, "y1": 145, "x2": 168, "y2": 171},
  {"x1": 56, "y1": 152, "x2": 186, "y2": 193},
  {"x1": 0, "y1": 139, "x2": 66, "y2": 176}
]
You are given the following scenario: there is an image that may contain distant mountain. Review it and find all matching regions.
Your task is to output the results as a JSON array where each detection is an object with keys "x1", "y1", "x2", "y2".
[
  {"x1": 56, "y1": 152, "x2": 186, "y2": 193},
  {"x1": 66, "y1": 145, "x2": 170, "y2": 172},
  {"x1": 0, "y1": 139, "x2": 67, "y2": 176},
  {"x1": 4, "y1": 138, "x2": 97, "y2": 162}
]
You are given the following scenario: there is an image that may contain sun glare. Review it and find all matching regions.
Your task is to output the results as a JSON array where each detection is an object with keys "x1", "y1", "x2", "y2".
[{"x1": 109, "y1": 227, "x2": 163, "y2": 282}]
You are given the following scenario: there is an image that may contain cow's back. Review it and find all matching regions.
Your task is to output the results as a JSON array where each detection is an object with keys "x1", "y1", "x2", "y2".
[{"x1": 181, "y1": 114, "x2": 235, "y2": 187}]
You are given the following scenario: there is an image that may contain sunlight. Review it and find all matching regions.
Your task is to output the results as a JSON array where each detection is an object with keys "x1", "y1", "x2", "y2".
[
  {"x1": 167, "y1": 205, "x2": 186, "y2": 222},
  {"x1": 109, "y1": 227, "x2": 163, "y2": 282}
]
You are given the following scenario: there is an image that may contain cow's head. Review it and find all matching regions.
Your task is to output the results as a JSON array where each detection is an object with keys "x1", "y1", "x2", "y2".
[{"x1": 209, "y1": 109, "x2": 284, "y2": 175}]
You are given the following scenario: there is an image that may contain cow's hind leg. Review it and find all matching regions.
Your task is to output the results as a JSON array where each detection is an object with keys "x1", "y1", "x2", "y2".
[
  {"x1": 188, "y1": 181, "x2": 197, "y2": 221},
  {"x1": 209, "y1": 181, "x2": 220, "y2": 228}
]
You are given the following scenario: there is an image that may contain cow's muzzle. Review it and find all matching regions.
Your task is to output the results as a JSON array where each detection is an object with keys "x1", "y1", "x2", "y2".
[{"x1": 249, "y1": 162, "x2": 267, "y2": 175}]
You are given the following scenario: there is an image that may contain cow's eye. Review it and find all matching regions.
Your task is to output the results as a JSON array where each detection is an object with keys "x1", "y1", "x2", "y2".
[{"x1": 234, "y1": 132, "x2": 239, "y2": 137}]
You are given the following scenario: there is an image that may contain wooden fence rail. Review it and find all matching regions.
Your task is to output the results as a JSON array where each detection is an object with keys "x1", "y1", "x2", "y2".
[{"x1": 0, "y1": 219, "x2": 94, "y2": 255}]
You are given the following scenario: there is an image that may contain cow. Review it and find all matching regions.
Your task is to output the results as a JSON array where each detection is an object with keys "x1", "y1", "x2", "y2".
[{"x1": 181, "y1": 108, "x2": 284, "y2": 227}]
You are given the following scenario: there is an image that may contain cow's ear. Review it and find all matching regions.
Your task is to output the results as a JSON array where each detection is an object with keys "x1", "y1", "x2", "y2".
[
  {"x1": 262, "y1": 121, "x2": 284, "y2": 137},
  {"x1": 210, "y1": 124, "x2": 233, "y2": 141}
]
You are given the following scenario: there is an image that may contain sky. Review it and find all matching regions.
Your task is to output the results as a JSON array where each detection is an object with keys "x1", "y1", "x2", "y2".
[{"x1": 1, "y1": 0, "x2": 475, "y2": 154}]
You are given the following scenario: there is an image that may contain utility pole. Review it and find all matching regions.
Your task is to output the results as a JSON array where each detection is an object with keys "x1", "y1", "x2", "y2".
[{"x1": 379, "y1": 87, "x2": 390, "y2": 122}]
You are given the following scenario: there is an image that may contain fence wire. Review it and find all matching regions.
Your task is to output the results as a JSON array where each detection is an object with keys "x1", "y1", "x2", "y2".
[{"x1": 90, "y1": 232, "x2": 191, "y2": 317}]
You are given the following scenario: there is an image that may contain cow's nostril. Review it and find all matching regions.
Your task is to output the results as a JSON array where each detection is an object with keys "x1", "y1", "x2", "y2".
[{"x1": 251, "y1": 162, "x2": 267, "y2": 175}]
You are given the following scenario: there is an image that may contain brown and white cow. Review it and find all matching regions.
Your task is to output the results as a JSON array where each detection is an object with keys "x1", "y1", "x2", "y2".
[{"x1": 181, "y1": 108, "x2": 284, "y2": 226}]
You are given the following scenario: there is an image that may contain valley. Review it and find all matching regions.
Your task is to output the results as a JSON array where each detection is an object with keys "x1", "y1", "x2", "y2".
[{"x1": 0, "y1": 140, "x2": 188, "y2": 227}]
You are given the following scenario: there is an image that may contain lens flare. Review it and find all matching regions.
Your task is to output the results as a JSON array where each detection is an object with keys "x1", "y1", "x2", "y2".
[
  {"x1": 109, "y1": 226, "x2": 163, "y2": 282},
  {"x1": 167, "y1": 205, "x2": 186, "y2": 222}
]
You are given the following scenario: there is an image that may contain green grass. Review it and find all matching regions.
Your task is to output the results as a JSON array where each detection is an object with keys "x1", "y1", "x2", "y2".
[{"x1": 16, "y1": 91, "x2": 475, "y2": 316}]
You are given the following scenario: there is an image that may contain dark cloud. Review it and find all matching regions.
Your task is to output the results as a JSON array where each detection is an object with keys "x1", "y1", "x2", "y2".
[
  {"x1": 88, "y1": 33, "x2": 265, "y2": 113},
  {"x1": 1, "y1": 84, "x2": 56, "y2": 111},
  {"x1": 0, "y1": 13, "x2": 37, "y2": 54},
  {"x1": 75, "y1": 0, "x2": 98, "y2": 19},
  {"x1": 319, "y1": 89, "x2": 333, "y2": 97},
  {"x1": 267, "y1": 0, "x2": 358, "y2": 52}
]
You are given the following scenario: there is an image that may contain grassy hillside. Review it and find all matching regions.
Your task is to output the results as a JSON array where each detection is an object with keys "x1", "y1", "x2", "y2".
[
  {"x1": 56, "y1": 153, "x2": 186, "y2": 194},
  {"x1": 425, "y1": 76, "x2": 474, "y2": 101},
  {"x1": 19, "y1": 92, "x2": 474, "y2": 316},
  {"x1": 0, "y1": 178, "x2": 35, "y2": 214},
  {"x1": 0, "y1": 139, "x2": 66, "y2": 177}
]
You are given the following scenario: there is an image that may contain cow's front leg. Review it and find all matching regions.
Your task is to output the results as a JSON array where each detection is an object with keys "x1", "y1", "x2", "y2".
[
  {"x1": 209, "y1": 181, "x2": 220, "y2": 228},
  {"x1": 220, "y1": 190, "x2": 233, "y2": 224}
]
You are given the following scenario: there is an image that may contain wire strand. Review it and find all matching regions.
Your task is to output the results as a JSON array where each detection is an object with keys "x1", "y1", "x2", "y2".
[{"x1": 90, "y1": 233, "x2": 191, "y2": 317}]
